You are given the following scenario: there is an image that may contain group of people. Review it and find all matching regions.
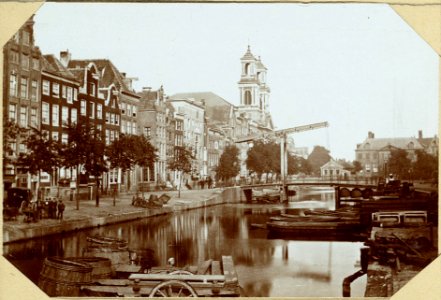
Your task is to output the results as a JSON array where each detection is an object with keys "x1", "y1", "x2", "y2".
[{"x1": 18, "y1": 199, "x2": 65, "y2": 222}]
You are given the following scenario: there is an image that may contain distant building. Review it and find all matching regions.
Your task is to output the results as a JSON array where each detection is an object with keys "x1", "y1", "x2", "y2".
[
  {"x1": 320, "y1": 159, "x2": 350, "y2": 179},
  {"x1": 355, "y1": 131, "x2": 437, "y2": 177}
]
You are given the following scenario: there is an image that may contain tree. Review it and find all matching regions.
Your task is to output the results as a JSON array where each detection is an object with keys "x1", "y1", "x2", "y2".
[
  {"x1": 412, "y1": 150, "x2": 438, "y2": 181},
  {"x1": 307, "y1": 146, "x2": 331, "y2": 176},
  {"x1": 287, "y1": 155, "x2": 311, "y2": 175},
  {"x1": 17, "y1": 127, "x2": 61, "y2": 199},
  {"x1": 3, "y1": 120, "x2": 27, "y2": 175},
  {"x1": 387, "y1": 149, "x2": 412, "y2": 180},
  {"x1": 352, "y1": 160, "x2": 363, "y2": 174},
  {"x1": 167, "y1": 145, "x2": 194, "y2": 198},
  {"x1": 246, "y1": 140, "x2": 280, "y2": 182},
  {"x1": 106, "y1": 134, "x2": 157, "y2": 200},
  {"x1": 60, "y1": 119, "x2": 107, "y2": 208},
  {"x1": 215, "y1": 145, "x2": 240, "y2": 183}
]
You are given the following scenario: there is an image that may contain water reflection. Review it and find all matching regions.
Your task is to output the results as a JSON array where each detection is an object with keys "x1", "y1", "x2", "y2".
[{"x1": 3, "y1": 187, "x2": 366, "y2": 297}]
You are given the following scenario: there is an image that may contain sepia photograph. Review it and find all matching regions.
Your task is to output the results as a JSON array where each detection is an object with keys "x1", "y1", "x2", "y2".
[{"x1": 1, "y1": 1, "x2": 439, "y2": 298}]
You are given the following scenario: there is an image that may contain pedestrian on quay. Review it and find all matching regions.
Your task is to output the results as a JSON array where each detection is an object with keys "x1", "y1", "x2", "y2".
[
  {"x1": 208, "y1": 177, "x2": 213, "y2": 189},
  {"x1": 57, "y1": 199, "x2": 65, "y2": 220}
]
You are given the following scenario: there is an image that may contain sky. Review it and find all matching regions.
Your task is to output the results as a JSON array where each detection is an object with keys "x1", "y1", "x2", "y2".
[{"x1": 33, "y1": 3, "x2": 439, "y2": 160}]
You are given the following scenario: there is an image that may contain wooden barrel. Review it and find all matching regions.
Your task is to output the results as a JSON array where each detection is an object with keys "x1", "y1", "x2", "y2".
[
  {"x1": 339, "y1": 188, "x2": 351, "y2": 198},
  {"x1": 38, "y1": 257, "x2": 92, "y2": 297},
  {"x1": 66, "y1": 257, "x2": 113, "y2": 280},
  {"x1": 350, "y1": 188, "x2": 362, "y2": 198},
  {"x1": 83, "y1": 246, "x2": 130, "y2": 271},
  {"x1": 362, "y1": 188, "x2": 373, "y2": 199}
]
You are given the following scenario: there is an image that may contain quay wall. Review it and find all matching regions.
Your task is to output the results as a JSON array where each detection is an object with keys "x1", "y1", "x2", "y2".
[{"x1": 3, "y1": 187, "x2": 243, "y2": 244}]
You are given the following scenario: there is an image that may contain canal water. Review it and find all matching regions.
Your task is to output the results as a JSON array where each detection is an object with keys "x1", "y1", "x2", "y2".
[{"x1": 3, "y1": 187, "x2": 367, "y2": 297}]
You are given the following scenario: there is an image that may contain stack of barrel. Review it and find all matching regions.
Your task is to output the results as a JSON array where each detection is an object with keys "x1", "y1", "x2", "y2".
[{"x1": 38, "y1": 235, "x2": 129, "y2": 297}]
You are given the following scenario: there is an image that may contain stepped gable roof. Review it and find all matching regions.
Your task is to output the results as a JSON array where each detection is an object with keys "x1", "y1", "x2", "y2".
[
  {"x1": 170, "y1": 92, "x2": 233, "y2": 124},
  {"x1": 42, "y1": 54, "x2": 77, "y2": 81},
  {"x1": 241, "y1": 45, "x2": 256, "y2": 61},
  {"x1": 358, "y1": 137, "x2": 424, "y2": 151}
]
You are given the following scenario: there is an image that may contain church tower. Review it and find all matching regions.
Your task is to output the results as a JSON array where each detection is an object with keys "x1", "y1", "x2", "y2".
[{"x1": 237, "y1": 46, "x2": 272, "y2": 129}]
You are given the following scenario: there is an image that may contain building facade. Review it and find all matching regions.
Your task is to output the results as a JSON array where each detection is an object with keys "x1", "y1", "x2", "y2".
[
  {"x1": 167, "y1": 97, "x2": 206, "y2": 180},
  {"x1": 3, "y1": 16, "x2": 42, "y2": 189},
  {"x1": 40, "y1": 54, "x2": 81, "y2": 185},
  {"x1": 138, "y1": 86, "x2": 168, "y2": 184}
]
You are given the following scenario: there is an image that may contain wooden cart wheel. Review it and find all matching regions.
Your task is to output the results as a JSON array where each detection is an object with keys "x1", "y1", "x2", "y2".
[
  {"x1": 149, "y1": 280, "x2": 198, "y2": 297},
  {"x1": 169, "y1": 270, "x2": 194, "y2": 275}
]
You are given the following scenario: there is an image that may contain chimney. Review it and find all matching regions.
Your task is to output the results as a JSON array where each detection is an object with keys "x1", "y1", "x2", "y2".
[
  {"x1": 368, "y1": 131, "x2": 375, "y2": 139},
  {"x1": 59, "y1": 50, "x2": 71, "y2": 67},
  {"x1": 418, "y1": 130, "x2": 423, "y2": 139}
]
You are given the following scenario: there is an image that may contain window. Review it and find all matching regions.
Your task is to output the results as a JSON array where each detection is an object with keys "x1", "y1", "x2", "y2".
[
  {"x1": 9, "y1": 74, "x2": 17, "y2": 96},
  {"x1": 52, "y1": 131, "x2": 59, "y2": 141},
  {"x1": 10, "y1": 50, "x2": 19, "y2": 63},
  {"x1": 105, "y1": 130, "x2": 110, "y2": 145},
  {"x1": 244, "y1": 90, "x2": 252, "y2": 105},
  {"x1": 97, "y1": 124, "x2": 102, "y2": 133},
  {"x1": 42, "y1": 102, "x2": 49, "y2": 124},
  {"x1": 30, "y1": 108, "x2": 38, "y2": 127},
  {"x1": 126, "y1": 121, "x2": 131, "y2": 134},
  {"x1": 97, "y1": 104, "x2": 102, "y2": 119},
  {"x1": 110, "y1": 130, "x2": 115, "y2": 142},
  {"x1": 52, "y1": 83, "x2": 60, "y2": 98},
  {"x1": 132, "y1": 123, "x2": 136, "y2": 135},
  {"x1": 90, "y1": 83, "x2": 96, "y2": 96},
  {"x1": 121, "y1": 120, "x2": 126, "y2": 133},
  {"x1": 52, "y1": 104, "x2": 59, "y2": 126},
  {"x1": 62, "y1": 133, "x2": 68, "y2": 144},
  {"x1": 144, "y1": 127, "x2": 151, "y2": 137},
  {"x1": 21, "y1": 54, "x2": 29, "y2": 69},
  {"x1": 67, "y1": 87, "x2": 73, "y2": 103},
  {"x1": 22, "y1": 31, "x2": 30, "y2": 45},
  {"x1": 73, "y1": 88, "x2": 78, "y2": 101},
  {"x1": 127, "y1": 104, "x2": 132, "y2": 117},
  {"x1": 32, "y1": 57, "x2": 39, "y2": 70},
  {"x1": 19, "y1": 143, "x2": 26, "y2": 153},
  {"x1": 80, "y1": 100, "x2": 86, "y2": 116},
  {"x1": 8, "y1": 142, "x2": 16, "y2": 157},
  {"x1": 62, "y1": 85, "x2": 66, "y2": 98},
  {"x1": 115, "y1": 114, "x2": 119, "y2": 125},
  {"x1": 31, "y1": 80, "x2": 38, "y2": 101},
  {"x1": 110, "y1": 113, "x2": 115, "y2": 125},
  {"x1": 19, "y1": 106, "x2": 27, "y2": 127},
  {"x1": 105, "y1": 112, "x2": 110, "y2": 124},
  {"x1": 42, "y1": 80, "x2": 50, "y2": 95},
  {"x1": 132, "y1": 106, "x2": 137, "y2": 117},
  {"x1": 71, "y1": 108, "x2": 77, "y2": 125},
  {"x1": 89, "y1": 102, "x2": 95, "y2": 119},
  {"x1": 121, "y1": 103, "x2": 126, "y2": 115},
  {"x1": 20, "y1": 77, "x2": 28, "y2": 99},
  {"x1": 62, "y1": 107, "x2": 69, "y2": 127},
  {"x1": 9, "y1": 104, "x2": 16, "y2": 122}
]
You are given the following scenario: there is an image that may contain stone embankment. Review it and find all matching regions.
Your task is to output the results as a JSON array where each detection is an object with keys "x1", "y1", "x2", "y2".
[{"x1": 2, "y1": 187, "x2": 243, "y2": 243}]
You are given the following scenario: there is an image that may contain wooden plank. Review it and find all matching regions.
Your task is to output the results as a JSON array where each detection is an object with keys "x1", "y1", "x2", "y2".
[
  {"x1": 95, "y1": 279, "x2": 130, "y2": 286},
  {"x1": 129, "y1": 273, "x2": 225, "y2": 282},
  {"x1": 211, "y1": 261, "x2": 221, "y2": 275},
  {"x1": 197, "y1": 259, "x2": 212, "y2": 275},
  {"x1": 222, "y1": 256, "x2": 238, "y2": 285}
]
